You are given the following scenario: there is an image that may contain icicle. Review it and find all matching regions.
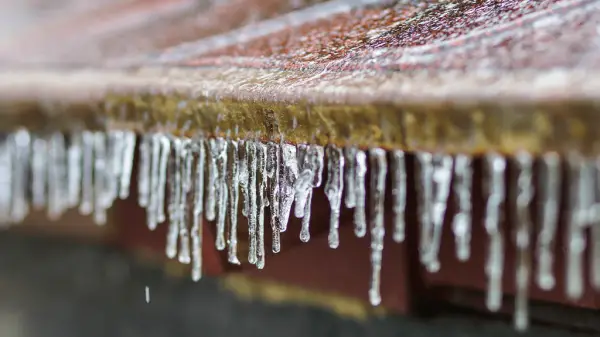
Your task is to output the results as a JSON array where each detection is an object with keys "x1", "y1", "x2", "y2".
[
  {"x1": 483, "y1": 153, "x2": 506, "y2": 312},
  {"x1": 565, "y1": 154, "x2": 592, "y2": 300},
  {"x1": 67, "y1": 132, "x2": 82, "y2": 209},
  {"x1": 267, "y1": 142, "x2": 281, "y2": 253},
  {"x1": 416, "y1": 152, "x2": 453, "y2": 272},
  {"x1": 205, "y1": 139, "x2": 218, "y2": 222},
  {"x1": 31, "y1": 136, "x2": 48, "y2": 210},
  {"x1": 227, "y1": 140, "x2": 241, "y2": 265},
  {"x1": 105, "y1": 131, "x2": 124, "y2": 207},
  {"x1": 137, "y1": 134, "x2": 151, "y2": 208},
  {"x1": 166, "y1": 137, "x2": 183, "y2": 259},
  {"x1": 248, "y1": 141, "x2": 258, "y2": 263},
  {"x1": 0, "y1": 137, "x2": 11, "y2": 224},
  {"x1": 256, "y1": 142, "x2": 268, "y2": 269},
  {"x1": 147, "y1": 134, "x2": 162, "y2": 231},
  {"x1": 325, "y1": 145, "x2": 344, "y2": 249},
  {"x1": 119, "y1": 131, "x2": 136, "y2": 199},
  {"x1": 93, "y1": 132, "x2": 108, "y2": 225},
  {"x1": 368, "y1": 148, "x2": 387, "y2": 306},
  {"x1": 156, "y1": 135, "x2": 171, "y2": 224},
  {"x1": 593, "y1": 157, "x2": 600, "y2": 290},
  {"x1": 191, "y1": 137, "x2": 205, "y2": 281},
  {"x1": 344, "y1": 147, "x2": 357, "y2": 208},
  {"x1": 278, "y1": 144, "x2": 298, "y2": 232},
  {"x1": 294, "y1": 144, "x2": 311, "y2": 218},
  {"x1": 354, "y1": 150, "x2": 367, "y2": 238},
  {"x1": 239, "y1": 140, "x2": 249, "y2": 218},
  {"x1": 452, "y1": 154, "x2": 473, "y2": 261},
  {"x1": 178, "y1": 139, "x2": 193, "y2": 264},
  {"x1": 300, "y1": 190, "x2": 313, "y2": 242},
  {"x1": 214, "y1": 138, "x2": 229, "y2": 251},
  {"x1": 513, "y1": 152, "x2": 534, "y2": 331},
  {"x1": 391, "y1": 150, "x2": 406, "y2": 243},
  {"x1": 79, "y1": 131, "x2": 94, "y2": 215},
  {"x1": 536, "y1": 153, "x2": 560, "y2": 290},
  {"x1": 48, "y1": 132, "x2": 67, "y2": 221},
  {"x1": 10, "y1": 129, "x2": 31, "y2": 223},
  {"x1": 298, "y1": 145, "x2": 323, "y2": 242}
]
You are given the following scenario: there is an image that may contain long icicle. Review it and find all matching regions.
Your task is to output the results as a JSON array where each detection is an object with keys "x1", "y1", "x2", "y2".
[
  {"x1": 178, "y1": 139, "x2": 193, "y2": 264},
  {"x1": 513, "y1": 152, "x2": 534, "y2": 331},
  {"x1": 215, "y1": 138, "x2": 229, "y2": 251},
  {"x1": 391, "y1": 150, "x2": 406, "y2": 243},
  {"x1": 166, "y1": 137, "x2": 182, "y2": 259},
  {"x1": 565, "y1": 153, "x2": 591, "y2": 300},
  {"x1": 191, "y1": 137, "x2": 205, "y2": 281},
  {"x1": 0, "y1": 137, "x2": 11, "y2": 224},
  {"x1": 248, "y1": 140, "x2": 258, "y2": 263},
  {"x1": 267, "y1": 142, "x2": 281, "y2": 253},
  {"x1": 228, "y1": 139, "x2": 241, "y2": 265},
  {"x1": 368, "y1": 148, "x2": 387, "y2": 306},
  {"x1": 256, "y1": 142, "x2": 268, "y2": 269},
  {"x1": 156, "y1": 135, "x2": 171, "y2": 224},
  {"x1": 147, "y1": 134, "x2": 162, "y2": 231},
  {"x1": 536, "y1": 153, "x2": 561, "y2": 290},
  {"x1": 452, "y1": 154, "x2": 473, "y2": 261},
  {"x1": 484, "y1": 153, "x2": 506, "y2": 312},
  {"x1": 593, "y1": 156, "x2": 600, "y2": 290},
  {"x1": 425, "y1": 153, "x2": 453, "y2": 272},
  {"x1": 344, "y1": 147, "x2": 357, "y2": 209}
]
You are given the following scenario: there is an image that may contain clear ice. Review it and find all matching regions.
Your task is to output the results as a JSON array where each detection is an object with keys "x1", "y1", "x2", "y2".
[
  {"x1": 325, "y1": 145, "x2": 344, "y2": 249},
  {"x1": 3, "y1": 126, "x2": 599, "y2": 333},
  {"x1": 368, "y1": 148, "x2": 387, "y2": 306}
]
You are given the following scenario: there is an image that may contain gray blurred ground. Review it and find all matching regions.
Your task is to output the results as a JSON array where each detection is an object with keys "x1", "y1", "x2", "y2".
[{"x1": 0, "y1": 232, "x2": 593, "y2": 337}]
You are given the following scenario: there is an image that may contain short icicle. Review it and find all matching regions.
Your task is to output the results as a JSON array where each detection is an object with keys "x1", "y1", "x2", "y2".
[
  {"x1": 278, "y1": 144, "x2": 298, "y2": 232},
  {"x1": 325, "y1": 145, "x2": 344, "y2": 249},
  {"x1": 67, "y1": 132, "x2": 82, "y2": 209},
  {"x1": 79, "y1": 131, "x2": 95, "y2": 215},
  {"x1": 92, "y1": 132, "x2": 108, "y2": 225},
  {"x1": 354, "y1": 150, "x2": 367, "y2": 238},
  {"x1": 31, "y1": 135, "x2": 48, "y2": 210},
  {"x1": 391, "y1": 150, "x2": 406, "y2": 243},
  {"x1": 368, "y1": 148, "x2": 387, "y2": 306},
  {"x1": 137, "y1": 134, "x2": 151, "y2": 209},
  {"x1": 344, "y1": 147, "x2": 357, "y2": 209},
  {"x1": 119, "y1": 131, "x2": 136, "y2": 200},
  {"x1": 10, "y1": 129, "x2": 31, "y2": 223},
  {"x1": 0, "y1": 137, "x2": 11, "y2": 224},
  {"x1": 483, "y1": 153, "x2": 506, "y2": 312},
  {"x1": 513, "y1": 152, "x2": 534, "y2": 331}
]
